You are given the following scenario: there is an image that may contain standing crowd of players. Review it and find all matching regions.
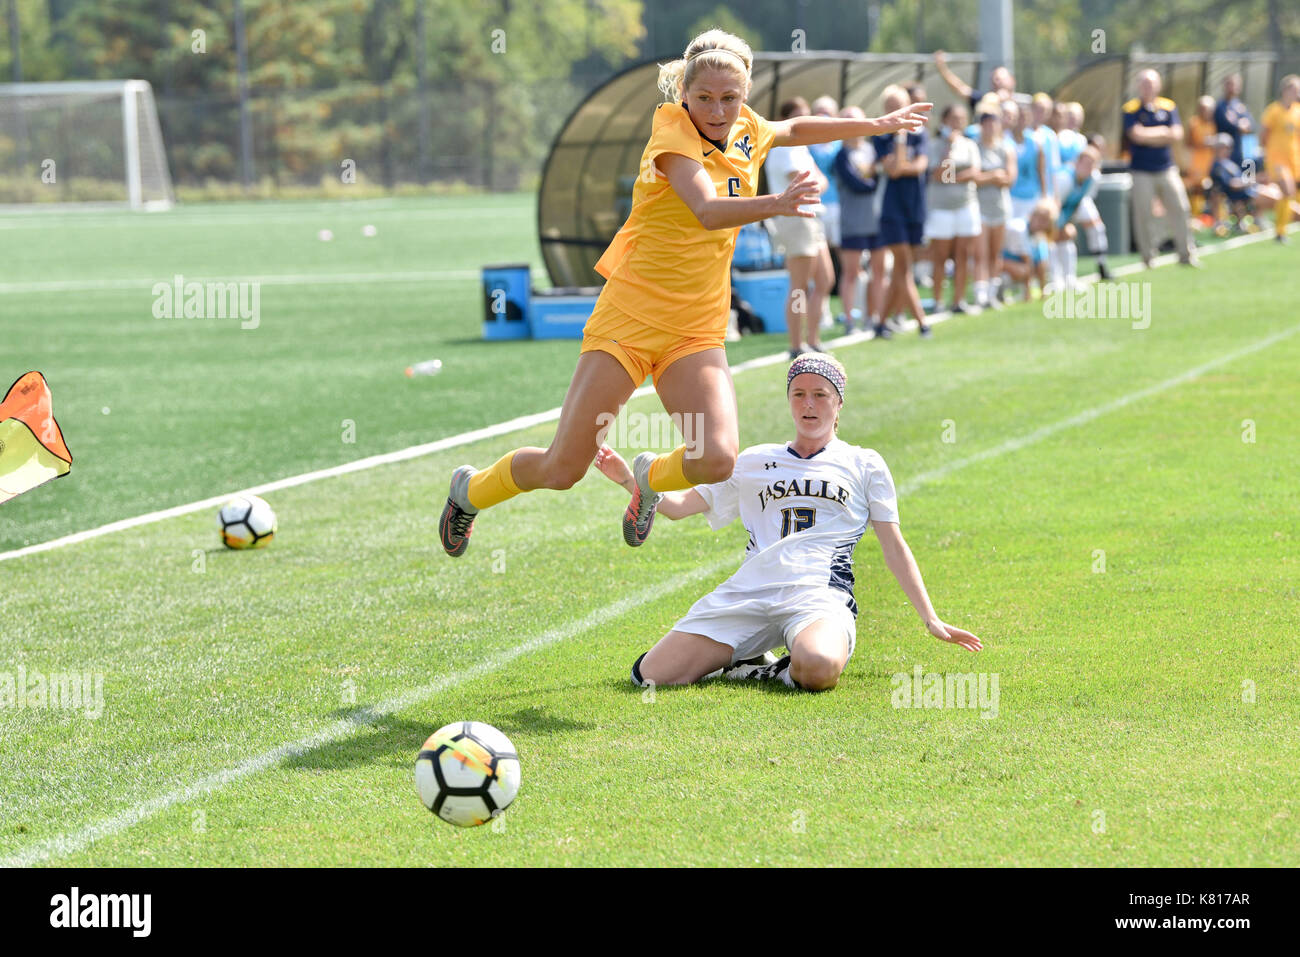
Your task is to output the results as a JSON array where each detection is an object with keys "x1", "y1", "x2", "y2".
[{"x1": 761, "y1": 55, "x2": 1300, "y2": 351}]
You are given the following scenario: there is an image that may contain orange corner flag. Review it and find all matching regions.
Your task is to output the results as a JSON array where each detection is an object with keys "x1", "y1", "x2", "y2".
[{"x1": 0, "y1": 372, "x2": 73, "y2": 505}]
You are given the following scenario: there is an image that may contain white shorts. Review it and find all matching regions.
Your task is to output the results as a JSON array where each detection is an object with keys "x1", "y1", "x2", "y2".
[
  {"x1": 1069, "y1": 196, "x2": 1101, "y2": 224},
  {"x1": 817, "y1": 202, "x2": 842, "y2": 247},
  {"x1": 770, "y1": 214, "x2": 827, "y2": 259},
  {"x1": 925, "y1": 204, "x2": 981, "y2": 240},
  {"x1": 672, "y1": 582, "x2": 857, "y2": 664},
  {"x1": 1010, "y1": 195, "x2": 1038, "y2": 223}
]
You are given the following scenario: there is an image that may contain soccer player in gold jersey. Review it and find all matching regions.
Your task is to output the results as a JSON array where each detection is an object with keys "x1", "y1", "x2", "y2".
[
  {"x1": 440, "y1": 29, "x2": 930, "y2": 557},
  {"x1": 1261, "y1": 74, "x2": 1300, "y2": 242}
]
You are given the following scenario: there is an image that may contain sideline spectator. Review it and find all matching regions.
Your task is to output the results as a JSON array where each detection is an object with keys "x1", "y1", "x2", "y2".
[
  {"x1": 765, "y1": 97, "x2": 835, "y2": 356},
  {"x1": 926, "y1": 103, "x2": 982, "y2": 313},
  {"x1": 933, "y1": 50, "x2": 1015, "y2": 109},
  {"x1": 1055, "y1": 144, "x2": 1112, "y2": 280},
  {"x1": 974, "y1": 103, "x2": 1015, "y2": 306},
  {"x1": 1001, "y1": 199, "x2": 1056, "y2": 301},
  {"x1": 1186, "y1": 95, "x2": 1219, "y2": 218},
  {"x1": 1008, "y1": 99, "x2": 1046, "y2": 221},
  {"x1": 1210, "y1": 132, "x2": 1283, "y2": 229},
  {"x1": 808, "y1": 95, "x2": 843, "y2": 329},
  {"x1": 1215, "y1": 73, "x2": 1254, "y2": 169},
  {"x1": 832, "y1": 106, "x2": 883, "y2": 333},
  {"x1": 1056, "y1": 101, "x2": 1087, "y2": 172},
  {"x1": 1124, "y1": 69, "x2": 1199, "y2": 267},
  {"x1": 872, "y1": 84, "x2": 932, "y2": 339},
  {"x1": 1261, "y1": 74, "x2": 1300, "y2": 243},
  {"x1": 1029, "y1": 94, "x2": 1062, "y2": 206}
]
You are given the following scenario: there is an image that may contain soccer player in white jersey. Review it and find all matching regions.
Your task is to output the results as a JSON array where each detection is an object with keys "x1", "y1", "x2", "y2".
[{"x1": 593, "y1": 354, "x2": 981, "y2": 691}]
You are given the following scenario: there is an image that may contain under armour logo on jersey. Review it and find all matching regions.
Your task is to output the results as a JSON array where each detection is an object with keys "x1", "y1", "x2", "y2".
[
  {"x1": 763, "y1": 461, "x2": 777, "y2": 469},
  {"x1": 734, "y1": 134, "x2": 752, "y2": 159}
]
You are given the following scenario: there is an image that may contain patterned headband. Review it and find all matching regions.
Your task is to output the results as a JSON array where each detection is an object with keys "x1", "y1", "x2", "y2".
[
  {"x1": 787, "y1": 355, "x2": 846, "y2": 401},
  {"x1": 686, "y1": 47, "x2": 749, "y2": 69}
]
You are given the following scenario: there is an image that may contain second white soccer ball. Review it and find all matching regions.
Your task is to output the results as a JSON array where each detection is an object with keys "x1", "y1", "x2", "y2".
[{"x1": 217, "y1": 494, "x2": 277, "y2": 549}]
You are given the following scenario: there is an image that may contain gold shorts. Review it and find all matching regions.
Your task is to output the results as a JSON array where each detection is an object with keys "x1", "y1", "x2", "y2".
[{"x1": 580, "y1": 298, "x2": 726, "y2": 387}]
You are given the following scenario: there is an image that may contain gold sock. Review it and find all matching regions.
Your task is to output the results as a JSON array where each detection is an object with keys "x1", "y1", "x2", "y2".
[
  {"x1": 466, "y1": 450, "x2": 522, "y2": 510},
  {"x1": 648, "y1": 445, "x2": 692, "y2": 492},
  {"x1": 1277, "y1": 196, "x2": 1293, "y2": 236}
]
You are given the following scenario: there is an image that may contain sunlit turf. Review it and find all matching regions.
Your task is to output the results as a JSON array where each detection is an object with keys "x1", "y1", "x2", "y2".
[{"x1": 1, "y1": 222, "x2": 1297, "y2": 865}]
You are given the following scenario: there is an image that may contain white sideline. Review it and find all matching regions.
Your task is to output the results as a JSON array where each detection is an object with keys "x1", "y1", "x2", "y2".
[
  {"x1": 0, "y1": 555, "x2": 734, "y2": 868},
  {"x1": 0, "y1": 269, "x2": 484, "y2": 294},
  {"x1": 0, "y1": 222, "x2": 1284, "y2": 565},
  {"x1": 5, "y1": 313, "x2": 1298, "y2": 865},
  {"x1": 0, "y1": 351, "x2": 781, "y2": 565}
]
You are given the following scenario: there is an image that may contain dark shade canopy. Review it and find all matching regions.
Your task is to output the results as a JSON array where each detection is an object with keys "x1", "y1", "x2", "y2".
[{"x1": 537, "y1": 51, "x2": 981, "y2": 288}]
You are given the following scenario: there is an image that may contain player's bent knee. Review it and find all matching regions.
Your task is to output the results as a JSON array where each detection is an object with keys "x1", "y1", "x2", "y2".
[
  {"x1": 542, "y1": 456, "x2": 588, "y2": 491},
  {"x1": 691, "y1": 449, "x2": 737, "y2": 485},
  {"x1": 791, "y1": 650, "x2": 844, "y2": 691}
]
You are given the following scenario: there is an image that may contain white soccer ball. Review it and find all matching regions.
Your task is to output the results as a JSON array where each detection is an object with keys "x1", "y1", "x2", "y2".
[
  {"x1": 361, "y1": 224, "x2": 377, "y2": 237},
  {"x1": 318, "y1": 228, "x2": 333, "y2": 241},
  {"x1": 217, "y1": 494, "x2": 277, "y2": 550},
  {"x1": 415, "y1": 721, "x2": 521, "y2": 827}
]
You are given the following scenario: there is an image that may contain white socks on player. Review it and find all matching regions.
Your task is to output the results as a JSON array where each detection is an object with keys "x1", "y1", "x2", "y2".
[
  {"x1": 1050, "y1": 243, "x2": 1078, "y2": 289},
  {"x1": 974, "y1": 279, "x2": 989, "y2": 305},
  {"x1": 1085, "y1": 222, "x2": 1108, "y2": 255}
]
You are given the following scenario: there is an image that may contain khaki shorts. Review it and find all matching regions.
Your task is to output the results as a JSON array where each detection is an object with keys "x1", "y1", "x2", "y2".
[{"x1": 769, "y1": 214, "x2": 827, "y2": 259}]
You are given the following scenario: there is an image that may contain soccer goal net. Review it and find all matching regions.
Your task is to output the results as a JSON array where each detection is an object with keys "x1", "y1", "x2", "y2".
[{"x1": 0, "y1": 80, "x2": 174, "y2": 208}]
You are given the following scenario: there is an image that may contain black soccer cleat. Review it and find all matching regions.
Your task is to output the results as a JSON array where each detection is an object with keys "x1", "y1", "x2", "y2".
[
  {"x1": 727, "y1": 653, "x2": 792, "y2": 683},
  {"x1": 439, "y1": 465, "x2": 479, "y2": 558},
  {"x1": 622, "y1": 452, "x2": 663, "y2": 547}
]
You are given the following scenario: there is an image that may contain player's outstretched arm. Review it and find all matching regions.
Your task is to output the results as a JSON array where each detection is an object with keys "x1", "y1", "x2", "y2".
[
  {"x1": 592, "y1": 445, "x2": 708, "y2": 520},
  {"x1": 771, "y1": 102, "x2": 933, "y2": 147},
  {"x1": 872, "y1": 520, "x2": 982, "y2": 652}
]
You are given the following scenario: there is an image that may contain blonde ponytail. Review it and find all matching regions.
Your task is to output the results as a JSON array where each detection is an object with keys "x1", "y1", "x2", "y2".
[{"x1": 656, "y1": 28, "x2": 753, "y2": 104}]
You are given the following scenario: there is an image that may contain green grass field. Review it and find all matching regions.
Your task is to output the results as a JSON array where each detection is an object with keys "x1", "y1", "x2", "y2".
[{"x1": 1, "y1": 195, "x2": 1298, "y2": 867}]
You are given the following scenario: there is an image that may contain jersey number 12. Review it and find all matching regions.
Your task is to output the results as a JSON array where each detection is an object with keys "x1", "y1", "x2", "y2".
[{"x1": 779, "y1": 507, "x2": 816, "y2": 537}]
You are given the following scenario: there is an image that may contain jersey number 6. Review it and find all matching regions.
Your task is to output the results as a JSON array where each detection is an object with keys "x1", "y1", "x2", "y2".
[{"x1": 779, "y1": 506, "x2": 816, "y2": 537}]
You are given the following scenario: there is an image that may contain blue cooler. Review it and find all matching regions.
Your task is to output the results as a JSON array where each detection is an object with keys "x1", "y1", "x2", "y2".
[
  {"x1": 731, "y1": 270, "x2": 789, "y2": 334},
  {"x1": 482, "y1": 263, "x2": 532, "y2": 340},
  {"x1": 529, "y1": 288, "x2": 600, "y2": 339}
]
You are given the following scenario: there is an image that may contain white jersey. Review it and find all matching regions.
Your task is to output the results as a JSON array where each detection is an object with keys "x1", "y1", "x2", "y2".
[{"x1": 693, "y1": 438, "x2": 899, "y2": 615}]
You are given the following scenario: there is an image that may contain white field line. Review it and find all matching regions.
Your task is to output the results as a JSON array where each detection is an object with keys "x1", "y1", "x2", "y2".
[
  {"x1": 0, "y1": 204, "x2": 522, "y2": 229},
  {"x1": 0, "y1": 269, "x2": 486, "y2": 294},
  {"x1": 0, "y1": 224, "x2": 1285, "y2": 564},
  {"x1": 0, "y1": 349, "x2": 785, "y2": 565},
  {"x1": 0, "y1": 556, "x2": 733, "y2": 868}
]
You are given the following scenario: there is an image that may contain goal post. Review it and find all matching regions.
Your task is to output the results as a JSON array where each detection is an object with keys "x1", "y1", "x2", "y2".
[{"x1": 0, "y1": 80, "x2": 175, "y2": 209}]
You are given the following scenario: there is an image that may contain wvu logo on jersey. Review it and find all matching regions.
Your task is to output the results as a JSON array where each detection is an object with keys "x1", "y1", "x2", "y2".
[
  {"x1": 734, "y1": 134, "x2": 753, "y2": 159},
  {"x1": 756, "y1": 476, "x2": 850, "y2": 511}
]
